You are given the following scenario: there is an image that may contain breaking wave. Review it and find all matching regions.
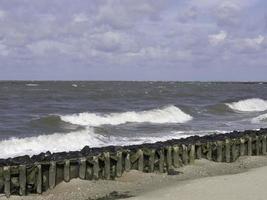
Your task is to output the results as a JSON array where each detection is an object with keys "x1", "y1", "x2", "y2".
[
  {"x1": 226, "y1": 98, "x2": 267, "y2": 112},
  {"x1": 25, "y1": 83, "x2": 39, "y2": 87},
  {"x1": 60, "y1": 105, "x2": 193, "y2": 126},
  {"x1": 0, "y1": 128, "x2": 225, "y2": 158},
  {"x1": 251, "y1": 113, "x2": 267, "y2": 124}
]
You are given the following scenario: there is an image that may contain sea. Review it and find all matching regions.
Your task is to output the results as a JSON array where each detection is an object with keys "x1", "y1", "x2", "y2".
[{"x1": 1, "y1": 81, "x2": 267, "y2": 159}]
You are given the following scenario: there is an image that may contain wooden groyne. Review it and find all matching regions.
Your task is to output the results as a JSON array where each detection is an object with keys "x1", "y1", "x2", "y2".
[{"x1": 1, "y1": 128, "x2": 267, "y2": 197}]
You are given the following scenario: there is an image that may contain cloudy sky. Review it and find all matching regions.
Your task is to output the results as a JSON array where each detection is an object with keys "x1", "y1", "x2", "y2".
[{"x1": 0, "y1": 0, "x2": 267, "y2": 81}]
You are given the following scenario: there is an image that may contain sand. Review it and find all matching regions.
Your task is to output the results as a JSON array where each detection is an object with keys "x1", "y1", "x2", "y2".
[{"x1": 2, "y1": 156, "x2": 267, "y2": 200}]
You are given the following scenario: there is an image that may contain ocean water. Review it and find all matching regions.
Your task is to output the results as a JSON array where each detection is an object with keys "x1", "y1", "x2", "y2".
[{"x1": 1, "y1": 81, "x2": 267, "y2": 158}]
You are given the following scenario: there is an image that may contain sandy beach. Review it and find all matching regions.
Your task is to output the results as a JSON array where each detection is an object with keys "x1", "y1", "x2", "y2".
[{"x1": 1, "y1": 156, "x2": 267, "y2": 200}]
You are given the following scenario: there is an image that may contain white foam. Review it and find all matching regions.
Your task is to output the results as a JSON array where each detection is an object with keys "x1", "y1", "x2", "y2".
[
  {"x1": 251, "y1": 113, "x2": 267, "y2": 124},
  {"x1": 0, "y1": 128, "x2": 106, "y2": 158},
  {"x1": 60, "y1": 105, "x2": 193, "y2": 126},
  {"x1": 26, "y1": 83, "x2": 39, "y2": 87},
  {"x1": 226, "y1": 98, "x2": 267, "y2": 112},
  {"x1": 0, "y1": 128, "x2": 226, "y2": 158}
]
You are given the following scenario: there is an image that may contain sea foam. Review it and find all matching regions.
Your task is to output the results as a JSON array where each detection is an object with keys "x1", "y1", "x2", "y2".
[
  {"x1": 60, "y1": 105, "x2": 193, "y2": 126},
  {"x1": 226, "y1": 98, "x2": 267, "y2": 112},
  {"x1": 0, "y1": 128, "x2": 225, "y2": 158},
  {"x1": 251, "y1": 113, "x2": 267, "y2": 124}
]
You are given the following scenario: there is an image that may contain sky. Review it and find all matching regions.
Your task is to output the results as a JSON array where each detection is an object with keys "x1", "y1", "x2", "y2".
[{"x1": 0, "y1": 0, "x2": 267, "y2": 81}]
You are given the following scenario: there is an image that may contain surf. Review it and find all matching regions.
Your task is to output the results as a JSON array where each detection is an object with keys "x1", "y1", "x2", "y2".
[
  {"x1": 226, "y1": 98, "x2": 267, "y2": 112},
  {"x1": 60, "y1": 105, "x2": 193, "y2": 126}
]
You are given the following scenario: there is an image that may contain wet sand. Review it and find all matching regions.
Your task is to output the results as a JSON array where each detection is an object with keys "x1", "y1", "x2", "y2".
[{"x1": 2, "y1": 156, "x2": 267, "y2": 200}]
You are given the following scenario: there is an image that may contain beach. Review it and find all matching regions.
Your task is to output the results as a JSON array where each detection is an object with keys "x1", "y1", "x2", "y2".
[{"x1": 1, "y1": 155, "x2": 267, "y2": 200}]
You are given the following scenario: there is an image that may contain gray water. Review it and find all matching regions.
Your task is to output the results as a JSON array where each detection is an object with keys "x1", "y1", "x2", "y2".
[{"x1": 1, "y1": 81, "x2": 267, "y2": 158}]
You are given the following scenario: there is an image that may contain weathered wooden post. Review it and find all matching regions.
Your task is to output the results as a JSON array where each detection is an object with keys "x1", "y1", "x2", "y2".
[
  {"x1": 255, "y1": 136, "x2": 260, "y2": 155},
  {"x1": 231, "y1": 139, "x2": 237, "y2": 161},
  {"x1": 167, "y1": 146, "x2": 172, "y2": 169},
  {"x1": 93, "y1": 156, "x2": 100, "y2": 180},
  {"x1": 196, "y1": 142, "x2": 202, "y2": 159},
  {"x1": 3, "y1": 166, "x2": 10, "y2": 197},
  {"x1": 225, "y1": 139, "x2": 231, "y2": 163},
  {"x1": 173, "y1": 146, "x2": 181, "y2": 168},
  {"x1": 182, "y1": 144, "x2": 188, "y2": 164},
  {"x1": 262, "y1": 136, "x2": 267, "y2": 155},
  {"x1": 138, "y1": 149, "x2": 144, "y2": 172},
  {"x1": 247, "y1": 136, "x2": 252, "y2": 156},
  {"x1": 216, "y1": 141, "x2": 223, "y2": 162},
  {"x1": 240, "y1": 138, "x2": 245, "y2": 156},
  {"x1": 104, "y1": 152, "x2": 110, "y2": 180},
  {"x1": 189, "y1": 144, "x2": 195, "y2": 164},
  {"x1": 79, "y1": 157, "x2": 87, "y2": 180},
  {"x1": 159, "y1": 149, "x2": 165, "y2": 173},
  {"x1": 37, "y1": 164, "x2": 42, "y2": 194},
  {"x1": 64, "y1": 160, "x2": 70, "y2": 182},
  {"x1": 19, "y1": 165, "x2": 26, "y2": 196},
  {"x1": 206, "y1": 142, "x2": 212, "y2": 161},
  {"x1": 116, "y1": 151, "x2": 123, "y2": 177},
  {"x1": 149, "y1": 149, "x2": 155, "y2": 172},
  {"x1": 125, "y1": 152, "x2": 131, "y2": 172},
  {"x1": 49, "y1": 161, "x2": 56, "y2": 189}
]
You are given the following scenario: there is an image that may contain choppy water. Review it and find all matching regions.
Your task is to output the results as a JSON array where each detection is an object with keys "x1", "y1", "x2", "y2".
[{"x1": 1, "y1": 81, "x2": 267, "y2": 158}]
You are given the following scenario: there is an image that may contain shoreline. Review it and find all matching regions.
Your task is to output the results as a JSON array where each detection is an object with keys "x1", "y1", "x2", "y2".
[{"x1": 2, "y1": 156, "x2": 267, "y2": 200}]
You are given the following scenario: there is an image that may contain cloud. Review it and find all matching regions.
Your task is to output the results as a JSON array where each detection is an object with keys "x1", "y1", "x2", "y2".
[
  {"x1": 0, "y1": 0, "x2": 266, "y2": 80},
  {"x1": 231, "y1": 35, "x2": 265, "y2": 53},
  {"x1": 73, "y1": 13, "x2": 88, "y2": 23},
  {"x1": 208, "y1": 31, "x2": 227, "y2": 45},
  {"x1": 0, "y1": 9, "x2": 6, "y2": 20},
  {"x1": 0, "y1": 43, "x2": 9, "y2": 56}
]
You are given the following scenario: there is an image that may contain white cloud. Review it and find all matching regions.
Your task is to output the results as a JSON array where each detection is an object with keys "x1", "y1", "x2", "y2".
[
  {"x1": 208, "y1": 31, "x2": 227, "y2": 45},
  {"x1": 0, "y1": 9, "x2": 6, "y2": 20},
  {"x1": 73, "y1": 13, "x2": 88, "y2": 23},
  {"x1": 0, "y1": 43, "x2": 9, "y2": 56},
  {"x1": 27, "y1": 40, "x2": 74, "y2": 55}
]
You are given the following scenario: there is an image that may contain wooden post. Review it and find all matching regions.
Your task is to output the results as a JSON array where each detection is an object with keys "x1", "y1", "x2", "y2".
[
  {"x1": 262, "y1": 136, "x2": 267, "y2": 155},
  {"x1": 49, "y1": 161, "x2": 56, "y2": 189},
  {"x1": 138, "y1": 149, "x2": 144, "y2": 172},
  {"x1": 216, "y1": 141, "x2": 223, "y2": 162},
  {"x1": 173, "y1": 146, "x2": 180, "y2": 168},
  {"x1": 64, "y1": 160, "x2": 70, "y2": 182},
  {"x1": 240, "y1": 138, "x2": 245, "y2": 156},
  {"x1": 36, "y1": 164, "x2": 42, "y2": 194},
  {"x1": 3, "y1": 166, "x2": 10, "y2": 197},
  {"x1": 196, "y1": 142, "x2": 202, "y2": 159},
  {"x1": 182, "y1": 144, "x2": 188, "y2": 165},
  {"x1": 189, "y1": 144, "x2": 195, "y2": 164},
  {"x1": 19, "y1": 165, "x2": 26, "y2": 196},
  {"x1": 79, "y1": 157, "x2": 87, "y2": 180},
  {"x1": 255, "y1": 136, "x2": 260, "y2": 155},
  {"x1": 104, "y1": 152, "x2": 110, "y2": 180},
  {"x1": 247, "y1": 136, "x2": 252, "y2": 156},
  {"x1": 225, "y1": 139, "x2": 231, "y2": 163},
  {"x1": 231, "y1": 139, "x2": 237, "y2": 161},
  {"x1": 116, "y1": 151, "x2": 123, "y2": 177},
  {"x1": 206, "y1": 142, "x2": 212, "y2": 161},
  {"x1": 167, "y1": 146, "x2": 172, "y2": 169},
  {"x1": 159, "y1": 149, "x2": 165, "y2": 173},
  {"x1": 93, "y1": 156, "x2": 99, "y2": 180},
  {"x1": 125, "y1": 152, "x2": 131, "y2": 172},
  {"x1": 149, "y1": 149, "x2": 155, "y2": 172}
]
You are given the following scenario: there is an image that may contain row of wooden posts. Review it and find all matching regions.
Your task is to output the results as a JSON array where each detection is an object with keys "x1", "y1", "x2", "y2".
[{"x1": 0, "y1": 134, "x2": 266, "y2": 197}]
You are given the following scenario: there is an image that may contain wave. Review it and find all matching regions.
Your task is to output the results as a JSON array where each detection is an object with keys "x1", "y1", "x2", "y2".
[
  {"x1": 26, "y1": 83, "x2": 39, "y2": 87},
  {"x1": 251, "y1": 113, "x2": 267, "y2": 124},
  {"x1": 0, "y1": 128, "x2": 225, "y2": 158},
  {"x1": 226, "y1": 98, "x2": 267, "y2": 112},
  {"x1": 60, "y1": 105, "x2": 193, "y2": 126}
]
